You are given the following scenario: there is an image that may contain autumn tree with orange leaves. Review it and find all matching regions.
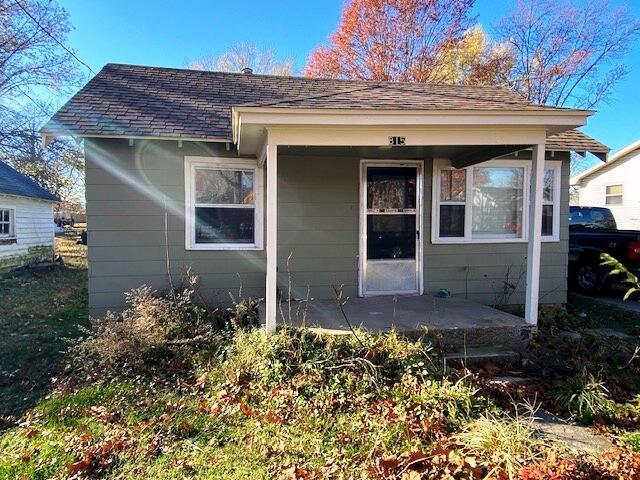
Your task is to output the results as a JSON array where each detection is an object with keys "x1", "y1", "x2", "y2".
[
  {"x1": 306, "y1": 0, "x2": 640, "y2": 111},
  {"x1": 304, "y1": 0, "x2": 511, "y2": 85}
]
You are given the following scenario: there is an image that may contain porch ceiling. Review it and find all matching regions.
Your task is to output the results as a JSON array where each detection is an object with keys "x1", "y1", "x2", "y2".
[{"x1": 278, "y1": 144, "x2": 530, "y2": 168}]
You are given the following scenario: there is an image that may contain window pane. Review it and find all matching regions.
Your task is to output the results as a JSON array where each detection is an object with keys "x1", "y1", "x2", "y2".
[
  {"x1": 606, "y1": 195, "x2": 623, "y2": 205},
  {"x1": 440, "y1": 170, "x2": 466, "y2": 202},
  {"x1": 1, "y1": 210, "x2": 8, "y2": 222},
  {"x1": 195, "y1": 169, "x2": 254, "y2": 204},
  {"x1": 606, "y1": 184, "x2": 623, "y2": 195},
  {"x1": 367, "y1": 167, "x2": 416, "y2": 211},
  {"x1": 367, "y1": 214, "x2": 415, "y2": 259},
  {"x1": 439, "y1": 205, "x2": 465, "y2": 237},
  {"x1": 543, "y1": 168, "x2": 554, "y2": 202},
  {"x1": 472, "y1": 167, "x2": 524, "y2": 237},
  {"x1": 0, "y1": 223, "x2": 7, "y2": 234},
  {"x1": 542, "y1": 204, "x2": 553, "y2": 236},
  {"x1": 195, "y1": 207, "x2": 254, "y2": 244}
]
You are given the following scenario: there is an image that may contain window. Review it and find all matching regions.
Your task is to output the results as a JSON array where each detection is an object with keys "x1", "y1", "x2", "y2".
[
  {"x1": 0, "y1": 208, "x2": 14, "y2": 237},
  {"x1": 541, "y1": 164, "x2": 561, "y2": 239},
  {"x1": 472, "y1": 166, "x2": 524, "y2": 239},
  {"x1": 605, "y1": 184, "x2": 623, "y2": 205},
  {"x1": 439, "y1": 169, "x2": 466, "y2": 237},
  {"x1": 433, "y1": 159, "x2": 561, "y2": 243},
  {"x1": 185, "y1": 157, "x2": 263, "y2": 250}
]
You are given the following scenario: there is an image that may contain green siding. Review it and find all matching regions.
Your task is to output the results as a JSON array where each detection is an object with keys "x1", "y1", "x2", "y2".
[
  {"x1": 423, "y1": 153, "x2": 569, "y2": 305},
  {"x1": 86, "y1": 139, "x2": 569, "y2": 316},
  {"x1": 277, "y1": 155, "x2": 360, "y2": 300},
  {"x1": 85, "y1": 139, "x2": 266, "y2": 316}
]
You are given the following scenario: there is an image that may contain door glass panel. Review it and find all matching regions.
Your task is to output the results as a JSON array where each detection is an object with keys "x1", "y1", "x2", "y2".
[
  {"x1": 367, "y1": 214, "x2": 416, "y2": 259},
  {"x1": 367, "y1": 167, "x2": 416, "y2": 211}
]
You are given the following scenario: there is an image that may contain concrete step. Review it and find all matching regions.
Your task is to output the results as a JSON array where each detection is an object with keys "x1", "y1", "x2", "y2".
[
  {"x1": 425, "y1": 324, "x2": 534, "y2": 350},
  {"x1": 444, "y1": 347, "x2": 521, "y2": 368}
]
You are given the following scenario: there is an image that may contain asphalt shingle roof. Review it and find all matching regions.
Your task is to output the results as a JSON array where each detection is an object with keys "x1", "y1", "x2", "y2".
[
  {"x1": 0, "y1": 161, "x2": 59, "y2": 202},
  {"x1": 546, "y1": 129, "x2": 609, "y2": 155},
  {"x1": 43, "y1": 63, "x2": 578, "y2": 141}
]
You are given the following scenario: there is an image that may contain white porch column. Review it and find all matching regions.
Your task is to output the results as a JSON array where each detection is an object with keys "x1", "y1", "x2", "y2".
[
  {"x1": 265, "y1": 144, "x2": 278, "y2": 333},
  {"x1": 525, "y1": 142, "x2": 545, "y2": 325}
]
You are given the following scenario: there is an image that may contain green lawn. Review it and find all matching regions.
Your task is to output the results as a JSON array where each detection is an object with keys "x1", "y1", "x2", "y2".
[{"x1": 0, "y1": 231, "x2": 88, "y2": 425}]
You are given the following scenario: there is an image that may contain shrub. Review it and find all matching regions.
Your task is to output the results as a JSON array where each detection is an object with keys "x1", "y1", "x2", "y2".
[
  {"x1": 398, "y1": 375, "x2": 493, "y2": 438},
  {"x1": 555, "y1": 369, "x2": 614, "y2": 423},
  {"x1": 72, "y1": 280, "x2": 221, "y2": 376},
  {"x1": 622, "y1": 430, "x2": 640, "y2": 452},
  {"x1": 217, "y1": 327, "x2": 435, "y2": 392},
  {"x1": 225, "y1": 293, "x2": 261, "y2": 330},
  {"x1": 456, "y1": 407, "x2": 546, "y2": 480}
]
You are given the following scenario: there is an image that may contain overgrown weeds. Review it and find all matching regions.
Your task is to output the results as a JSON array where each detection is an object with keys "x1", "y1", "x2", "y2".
[
  {"x1": 70, "y1": 275, "x2": 261, "y2": 379},
  {"x1": 455, "y1": 405, "x2": 547, "y2": 479},
  {"x1": 555, "y1": 369, "x2": 614, "y2": 423}
]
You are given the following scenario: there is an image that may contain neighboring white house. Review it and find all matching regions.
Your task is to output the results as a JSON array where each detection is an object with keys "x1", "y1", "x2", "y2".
[
  {"x1": 571, "y1": 139, "x2": 640, "y2": 230},
  {"x1": 0, "y1": 160, "x2": 59, "y2": 269}
]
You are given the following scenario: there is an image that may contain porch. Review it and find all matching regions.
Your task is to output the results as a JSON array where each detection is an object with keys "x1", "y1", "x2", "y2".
[
  {"x1": 259, "y1": 294, "x2": 530, "y2": 347},
  {"x1": 232, "y1": 107, "x2": 593, "y2": 333}
]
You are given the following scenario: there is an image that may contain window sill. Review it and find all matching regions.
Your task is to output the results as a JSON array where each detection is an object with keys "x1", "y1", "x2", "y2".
[
  {"x1": 0, "y1": 237, "x2": 17, "y2": 245},
  {"x1": 431, "y1": 237, "x2": 560, "y2": 245},
  {"x1": 185, "y1": 244, "x2": 264, "y2": 251}
]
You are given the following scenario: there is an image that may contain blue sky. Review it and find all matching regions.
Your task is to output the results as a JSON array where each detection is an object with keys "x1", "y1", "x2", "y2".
[{"x1": 60, "y1": 0, "x2": 640, "y2": 155}]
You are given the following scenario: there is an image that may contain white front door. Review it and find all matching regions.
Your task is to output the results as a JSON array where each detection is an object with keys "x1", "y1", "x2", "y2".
[{"x1": 360, "y1": 161, "x2": 422, "y2": 296}]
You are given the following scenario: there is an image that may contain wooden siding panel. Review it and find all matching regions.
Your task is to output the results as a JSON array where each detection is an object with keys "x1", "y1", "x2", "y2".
[{"x1": 0, "y1": 194, "x2": 55, "y2": 266}]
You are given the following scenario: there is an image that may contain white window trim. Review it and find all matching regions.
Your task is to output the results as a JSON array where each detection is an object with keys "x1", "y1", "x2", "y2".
[
  {"x1": 184, "y1": 156, "x2": 264, "y2": 250},
  {"x1": 0, "y1": 206, "x2": 15, "y2": 239},
  {"x1": 432, "y1": 158, "x2": 561, "y2": 244},
  {"x1": 605, "y1": 184, "x2": 623, "y2": 205}
]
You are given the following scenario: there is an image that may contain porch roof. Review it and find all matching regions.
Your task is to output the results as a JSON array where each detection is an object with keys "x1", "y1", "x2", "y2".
[{"x1": 42, "y1": 63, "x2": 591, "y2": 142}]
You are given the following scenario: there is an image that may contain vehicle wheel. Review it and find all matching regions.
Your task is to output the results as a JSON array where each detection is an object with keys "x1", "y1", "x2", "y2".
[{"x1": 574, "y1": 263, "x2": 603, "y2": 295}]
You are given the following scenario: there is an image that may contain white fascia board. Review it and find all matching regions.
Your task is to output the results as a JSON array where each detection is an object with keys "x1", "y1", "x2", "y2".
[
  {"x1": 264, "y1": 125, "x2": 547, "y2": 148},
  {"x1": 233, "y1": 107, "x2": 591, "y2": 129}
]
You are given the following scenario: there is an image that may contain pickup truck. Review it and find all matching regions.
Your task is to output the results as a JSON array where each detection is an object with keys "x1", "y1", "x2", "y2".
[{"x1": 568, "y1": 206, "x2": 640, "y2": 295}]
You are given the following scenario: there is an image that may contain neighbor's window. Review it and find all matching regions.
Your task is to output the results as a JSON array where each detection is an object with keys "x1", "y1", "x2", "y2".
[
  {"x1": 185, "y1": 157, "x2": 263, "y2": 250},
  {"x1": 0, "y1": 209, "x2": 14, "y2": 237},
  {"x1": 605, "y1": 184, "x2": 623, "y2": 205},
  {"x1": 434, "y1": 159, "x2": 561, "y2": 243}
]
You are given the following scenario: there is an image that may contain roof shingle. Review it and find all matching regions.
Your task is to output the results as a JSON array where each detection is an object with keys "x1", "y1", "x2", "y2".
[
  {"x1": 546, "y1": 129, "x2": 609, "y2": 156},
  {"x1": 0, "y1": 161, "x2": 59, "y2": 202},
  {"x1": 43, "y1": 63, "x2": 579, "y2": 141}
]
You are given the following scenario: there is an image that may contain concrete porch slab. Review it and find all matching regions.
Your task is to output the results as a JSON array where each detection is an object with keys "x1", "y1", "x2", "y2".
[{"x1": 260, "y1": 294, "x2": 528, "y2": 338}]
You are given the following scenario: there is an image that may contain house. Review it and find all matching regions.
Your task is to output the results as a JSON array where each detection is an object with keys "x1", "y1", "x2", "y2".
[
  {"x1": 571, "y1": 139, "x2": 640, "y2": 230},
  {"x1": 42, "y1": 63, "x2": 609, "y2": 332},
  {"x1": 0, "y1": 160, "x2": 59, "y2": 269}
]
